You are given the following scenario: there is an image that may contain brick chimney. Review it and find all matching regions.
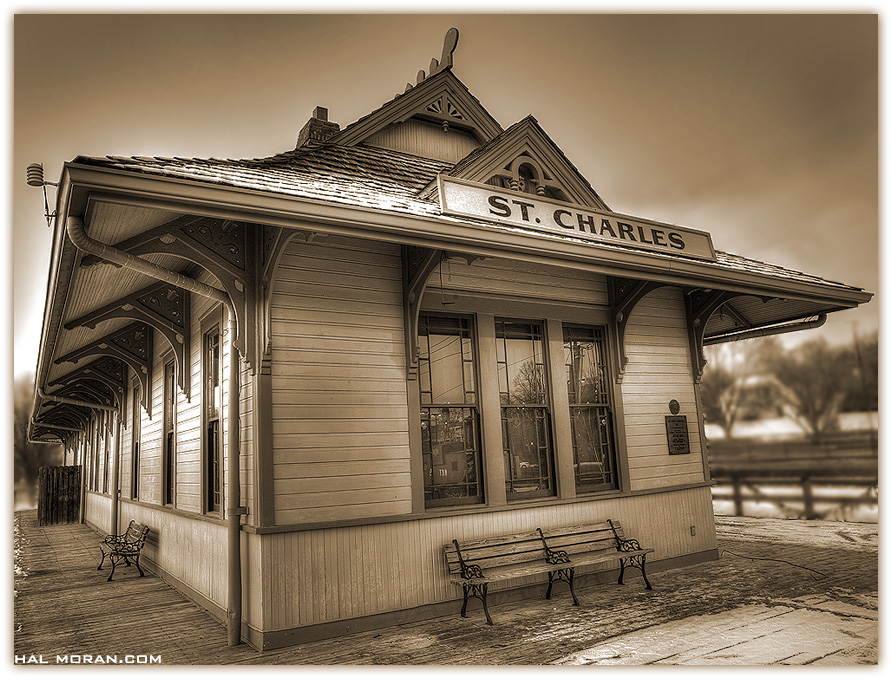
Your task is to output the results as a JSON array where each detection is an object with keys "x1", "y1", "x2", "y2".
[{"x1": 296, "y1": 106, "x2": 340, "y2": 148}]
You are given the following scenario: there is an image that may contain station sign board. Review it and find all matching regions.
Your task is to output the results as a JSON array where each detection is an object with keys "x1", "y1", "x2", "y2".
[{"x1": 438, "y1": 176, "x2": 716, "y2": 261}]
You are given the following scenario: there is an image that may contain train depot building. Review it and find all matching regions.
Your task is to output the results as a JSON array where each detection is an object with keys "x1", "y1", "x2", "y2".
[{"x1": 29, "y1": 30, "x2": 872, "y2": 649}]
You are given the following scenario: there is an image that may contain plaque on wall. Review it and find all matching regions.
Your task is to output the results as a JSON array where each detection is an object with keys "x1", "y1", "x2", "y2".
[{"x1": 665, "y1": 415, "x2": 690, "y2": 455}]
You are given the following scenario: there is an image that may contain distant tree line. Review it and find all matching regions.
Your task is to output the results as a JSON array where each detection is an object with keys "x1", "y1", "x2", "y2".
[
  {"x1": 700, "y1": 332, "x2": 877, "y2": 443},
  {"x1": 13, "y1": 375, "x2": 62, "y2": 505}
]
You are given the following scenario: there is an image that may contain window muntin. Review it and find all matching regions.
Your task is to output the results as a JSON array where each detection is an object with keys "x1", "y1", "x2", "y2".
[
  {"x1": 564, "y1": 325, "x2": 617, "y2": 492},
  {"x1": 496, "y1": 319, "x2": 555, "y2": 498},
  {"x1": 418, "y1": 314, "x2": 483, "y2": 506},
  {"x1": 204, "y1": 326, "x2": 222, "y2": 513}
]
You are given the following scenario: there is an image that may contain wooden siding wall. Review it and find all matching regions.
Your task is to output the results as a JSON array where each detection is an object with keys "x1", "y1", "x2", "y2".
[
  {"x1": 364, "y1": 118, "x2": 480, "y2": 164},
  {"x1": 259, "y1": 485, "x2": 716, "y2": 632},
  {"x1": 621, "y1": 287, "x2": 705, "y2": 489},
  {"x1": 437, "y1": 255, "x2": 610, "y2": 305},
  {"x1": 270, "y1": 236, "x2": 412, "y2": 525},
  {"x1": 115, "y1": 499, "x2": 235, "y2": 616}
]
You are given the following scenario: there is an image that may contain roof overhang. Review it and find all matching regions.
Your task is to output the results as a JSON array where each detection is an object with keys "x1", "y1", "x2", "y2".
[{"x1": 29, "y1": 161, "x2": 872, "y2": 440}]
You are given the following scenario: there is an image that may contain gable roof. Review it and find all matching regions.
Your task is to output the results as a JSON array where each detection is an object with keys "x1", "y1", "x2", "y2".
[
  {"x1": 425, "y1": 115, "x2": 610, "y2": 210},
  {"x1": 332, "y1": 68, "x2": 503, "y2": 147}
]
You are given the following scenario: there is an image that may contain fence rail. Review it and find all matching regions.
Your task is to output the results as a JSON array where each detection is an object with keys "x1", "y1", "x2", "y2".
[{"x1": 710, "y1": 470, "x2": 877, "y2": 520}]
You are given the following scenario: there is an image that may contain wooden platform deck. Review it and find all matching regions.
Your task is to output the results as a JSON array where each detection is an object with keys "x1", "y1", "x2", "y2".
[{"x1": 13, "y1": 511, "x2": 878, "y2": 665}]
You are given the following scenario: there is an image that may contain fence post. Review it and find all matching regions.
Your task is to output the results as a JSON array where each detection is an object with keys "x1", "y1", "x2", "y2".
[{"x1": 732, "y1": 473, "x2": 743, "y2": 516}]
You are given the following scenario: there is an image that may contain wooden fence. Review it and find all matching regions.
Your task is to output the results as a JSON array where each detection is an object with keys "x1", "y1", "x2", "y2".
[
  {"x1": 37, "y1": 466, "x2": 82, "y2": 526},
  {"x1": 707, "y1": 432, "x2": 878, "y2": 520}
]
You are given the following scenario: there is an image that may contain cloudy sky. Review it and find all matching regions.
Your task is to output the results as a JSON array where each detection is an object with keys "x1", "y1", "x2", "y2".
[{"x1": 8, "y1": 9, "x2": 879, "y2": 380}]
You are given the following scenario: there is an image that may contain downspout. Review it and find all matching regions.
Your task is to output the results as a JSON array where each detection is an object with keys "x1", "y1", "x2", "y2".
[
  {"x1": 66, "y1": 216, "x2": 244, "y2": 646},
  {"x1": 703, "y1": 314, "x2": 827, "y2": 346}
]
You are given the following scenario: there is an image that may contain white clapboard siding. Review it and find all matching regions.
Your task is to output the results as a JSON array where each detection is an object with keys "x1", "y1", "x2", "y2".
[
  {"x1": 259, "y1": 485, "x2": 716, "y2": 631},
  {"x1": 621, "y1": 287, "x2": 704, "y2": 490},
  {"x1": 435, "y1": 256, "x2": 609, "y2": 305},
  {"x1": 270, "y1": 236, "x2": 412, "y2": 525},
  {"x1": 364, "y1": 117, "x2": 480, "y2": 163}
]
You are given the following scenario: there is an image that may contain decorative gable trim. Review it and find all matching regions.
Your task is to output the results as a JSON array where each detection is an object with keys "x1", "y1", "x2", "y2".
[
  {"x1": 333, "y1": 69, "x2": 503, "y2": 148},
  {"x1": 426, "y1": 116, "x2": 609, "y2": 211}
]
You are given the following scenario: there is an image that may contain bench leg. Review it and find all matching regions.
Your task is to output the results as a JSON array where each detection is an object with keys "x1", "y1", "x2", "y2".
[
  {"x1": 546, "y1": 568, "x2": 580, "y2": 606},
  {"x1": 618, "y1": 554, "x2": 652, "y2": 590},
  {"x1": 97, "y1": 547, "x2": 107, "y2": 570},
  {"x1": 460, "y1": 583, "x2": 493, "y2": 625},
  {"x1": 134, "y1": 555, "x2": 145, "y2": 577},
  {"x1": 107, "y1": 555, "x2": 118, "y2": 582}
]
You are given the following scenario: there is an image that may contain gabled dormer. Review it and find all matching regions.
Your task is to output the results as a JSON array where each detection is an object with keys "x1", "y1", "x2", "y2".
[
  {"x1": 430, "y1": 115, "x2": 610, "y2": 211},
  {"x1": 331, "y1": 29, "x2": 503, "y2": 163}
]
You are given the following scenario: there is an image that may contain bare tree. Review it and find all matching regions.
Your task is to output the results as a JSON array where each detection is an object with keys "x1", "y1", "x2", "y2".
[
  {"x1": 699, "y1": 364, "x2": 742, "y2": 438},
  {"x1": 767, "y1": 339, "x2": 850, "y2": 443},
  {"x1": 13, "y1": 375, "x2": 62, "y2": 507}
]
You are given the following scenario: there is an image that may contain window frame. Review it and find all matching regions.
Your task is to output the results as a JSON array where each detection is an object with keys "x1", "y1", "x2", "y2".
[
  {"x1": 130, "y1": 379, "x2": 141, "y2": 500},
  {"x1": 201, "y1": 308, "x2": 224, "y2": 515},
  {"x1": 161, "y1": 356, "x2": 177, "y2": 507},
  {"x1": 410, "y1": 296, "x2": 628, "y2": 514},
  {"x1": 495, "y1": 317, "x2": 557, "y2": 501},
  {"x1": 562, "y1": 323, "x2": 619, "y2": 494},
  {"x1": 416, "y1": 312, "x2": 484, "y2": 508}
]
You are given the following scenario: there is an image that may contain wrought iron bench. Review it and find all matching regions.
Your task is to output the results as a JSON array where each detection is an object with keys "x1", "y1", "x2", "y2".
[
  {"x1": 443, "y1": 519, "x2": 653, "y2": 625},
  {"x1": 97, "y1": 520, "x2": 150, "y2": 582}
]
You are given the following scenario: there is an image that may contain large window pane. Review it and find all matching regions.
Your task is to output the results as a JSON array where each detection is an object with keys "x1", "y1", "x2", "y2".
[
  {"x1": 564, "y1": 325, "x2": 617, "y2": 492},
  {"x1": 418, "y1": 315, "x2": 482, "y2": 506},
  {"x1": 496, "y1": 319, "x2": 555, "y2": 498}
]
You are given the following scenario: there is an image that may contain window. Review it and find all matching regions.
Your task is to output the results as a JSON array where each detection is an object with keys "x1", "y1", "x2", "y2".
[
  {"x1": 418, "y1": 314, "x2": 483, "y2": 506},
  {"x1": 102, "y1": 412, "x2": 110, "y2": 493},
  {"x1": 496, "y1": 319, "x2": 555, "y2": 498},
  {"x1": 130, "y1": 383, "x2": 140, "y2": 500},
  {"x1": 204, "y1": 325, "x2": 222, "y2": 513},
  {"x1": 162, "y1": 360, "x2": 176, "y2": 506},
  {"x1": 564, "y1": 325, "x2": 617, "y2": 492}
]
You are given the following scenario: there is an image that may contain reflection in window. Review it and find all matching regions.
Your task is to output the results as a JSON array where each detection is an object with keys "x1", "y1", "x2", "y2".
[
  {"x1": 496, "y1": 319, "x2": 555, "y2": 498},
  {"x1": 564, "y1": 325, "x2": 617, "y2": 492},
  {"x1": 418, "y1": 315, "x2": 482, "y2": 506}
]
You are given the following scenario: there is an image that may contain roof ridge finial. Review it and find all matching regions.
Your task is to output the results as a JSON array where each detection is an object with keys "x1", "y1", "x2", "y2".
[{"x1": 404, "y1": 28, "x2": 459, "y2": 93}]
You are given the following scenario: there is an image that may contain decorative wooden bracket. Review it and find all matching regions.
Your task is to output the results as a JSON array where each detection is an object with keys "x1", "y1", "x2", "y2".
[
  {"x1": 48, "y1": 356, "x2": 128, "y2": 415},
  {"x1": 403, "y1": 246, "x2": 443, "y2": 380},
  {"x1": 65, "y1": 281, "x2": 191, "y2": 400},
  {"x1": 79, "y1": 215, "x2": 259, "y2": 373},
  {"x1": 608, "y1": 276, "x2": 663, "y2": 383},
  {"x1": 684, "y1": 289, "x2": 740, "y2": 382},
  {"x1": 54, "y1": 321, "x2": 153, "y2": 415}
]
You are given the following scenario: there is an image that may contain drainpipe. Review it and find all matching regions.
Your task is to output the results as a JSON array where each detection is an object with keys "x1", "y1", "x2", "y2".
[
  {"x1": 703, "y1": 314, "x2": 827, "y2": 345},
  {"x1": 66, "y1": 216, "x2": 244, "y2": 646}
]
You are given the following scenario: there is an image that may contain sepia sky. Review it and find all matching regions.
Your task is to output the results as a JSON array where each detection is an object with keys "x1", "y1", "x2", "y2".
[{"x1": 7, "y1": 9, "x2": 880, "y2": 380}]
